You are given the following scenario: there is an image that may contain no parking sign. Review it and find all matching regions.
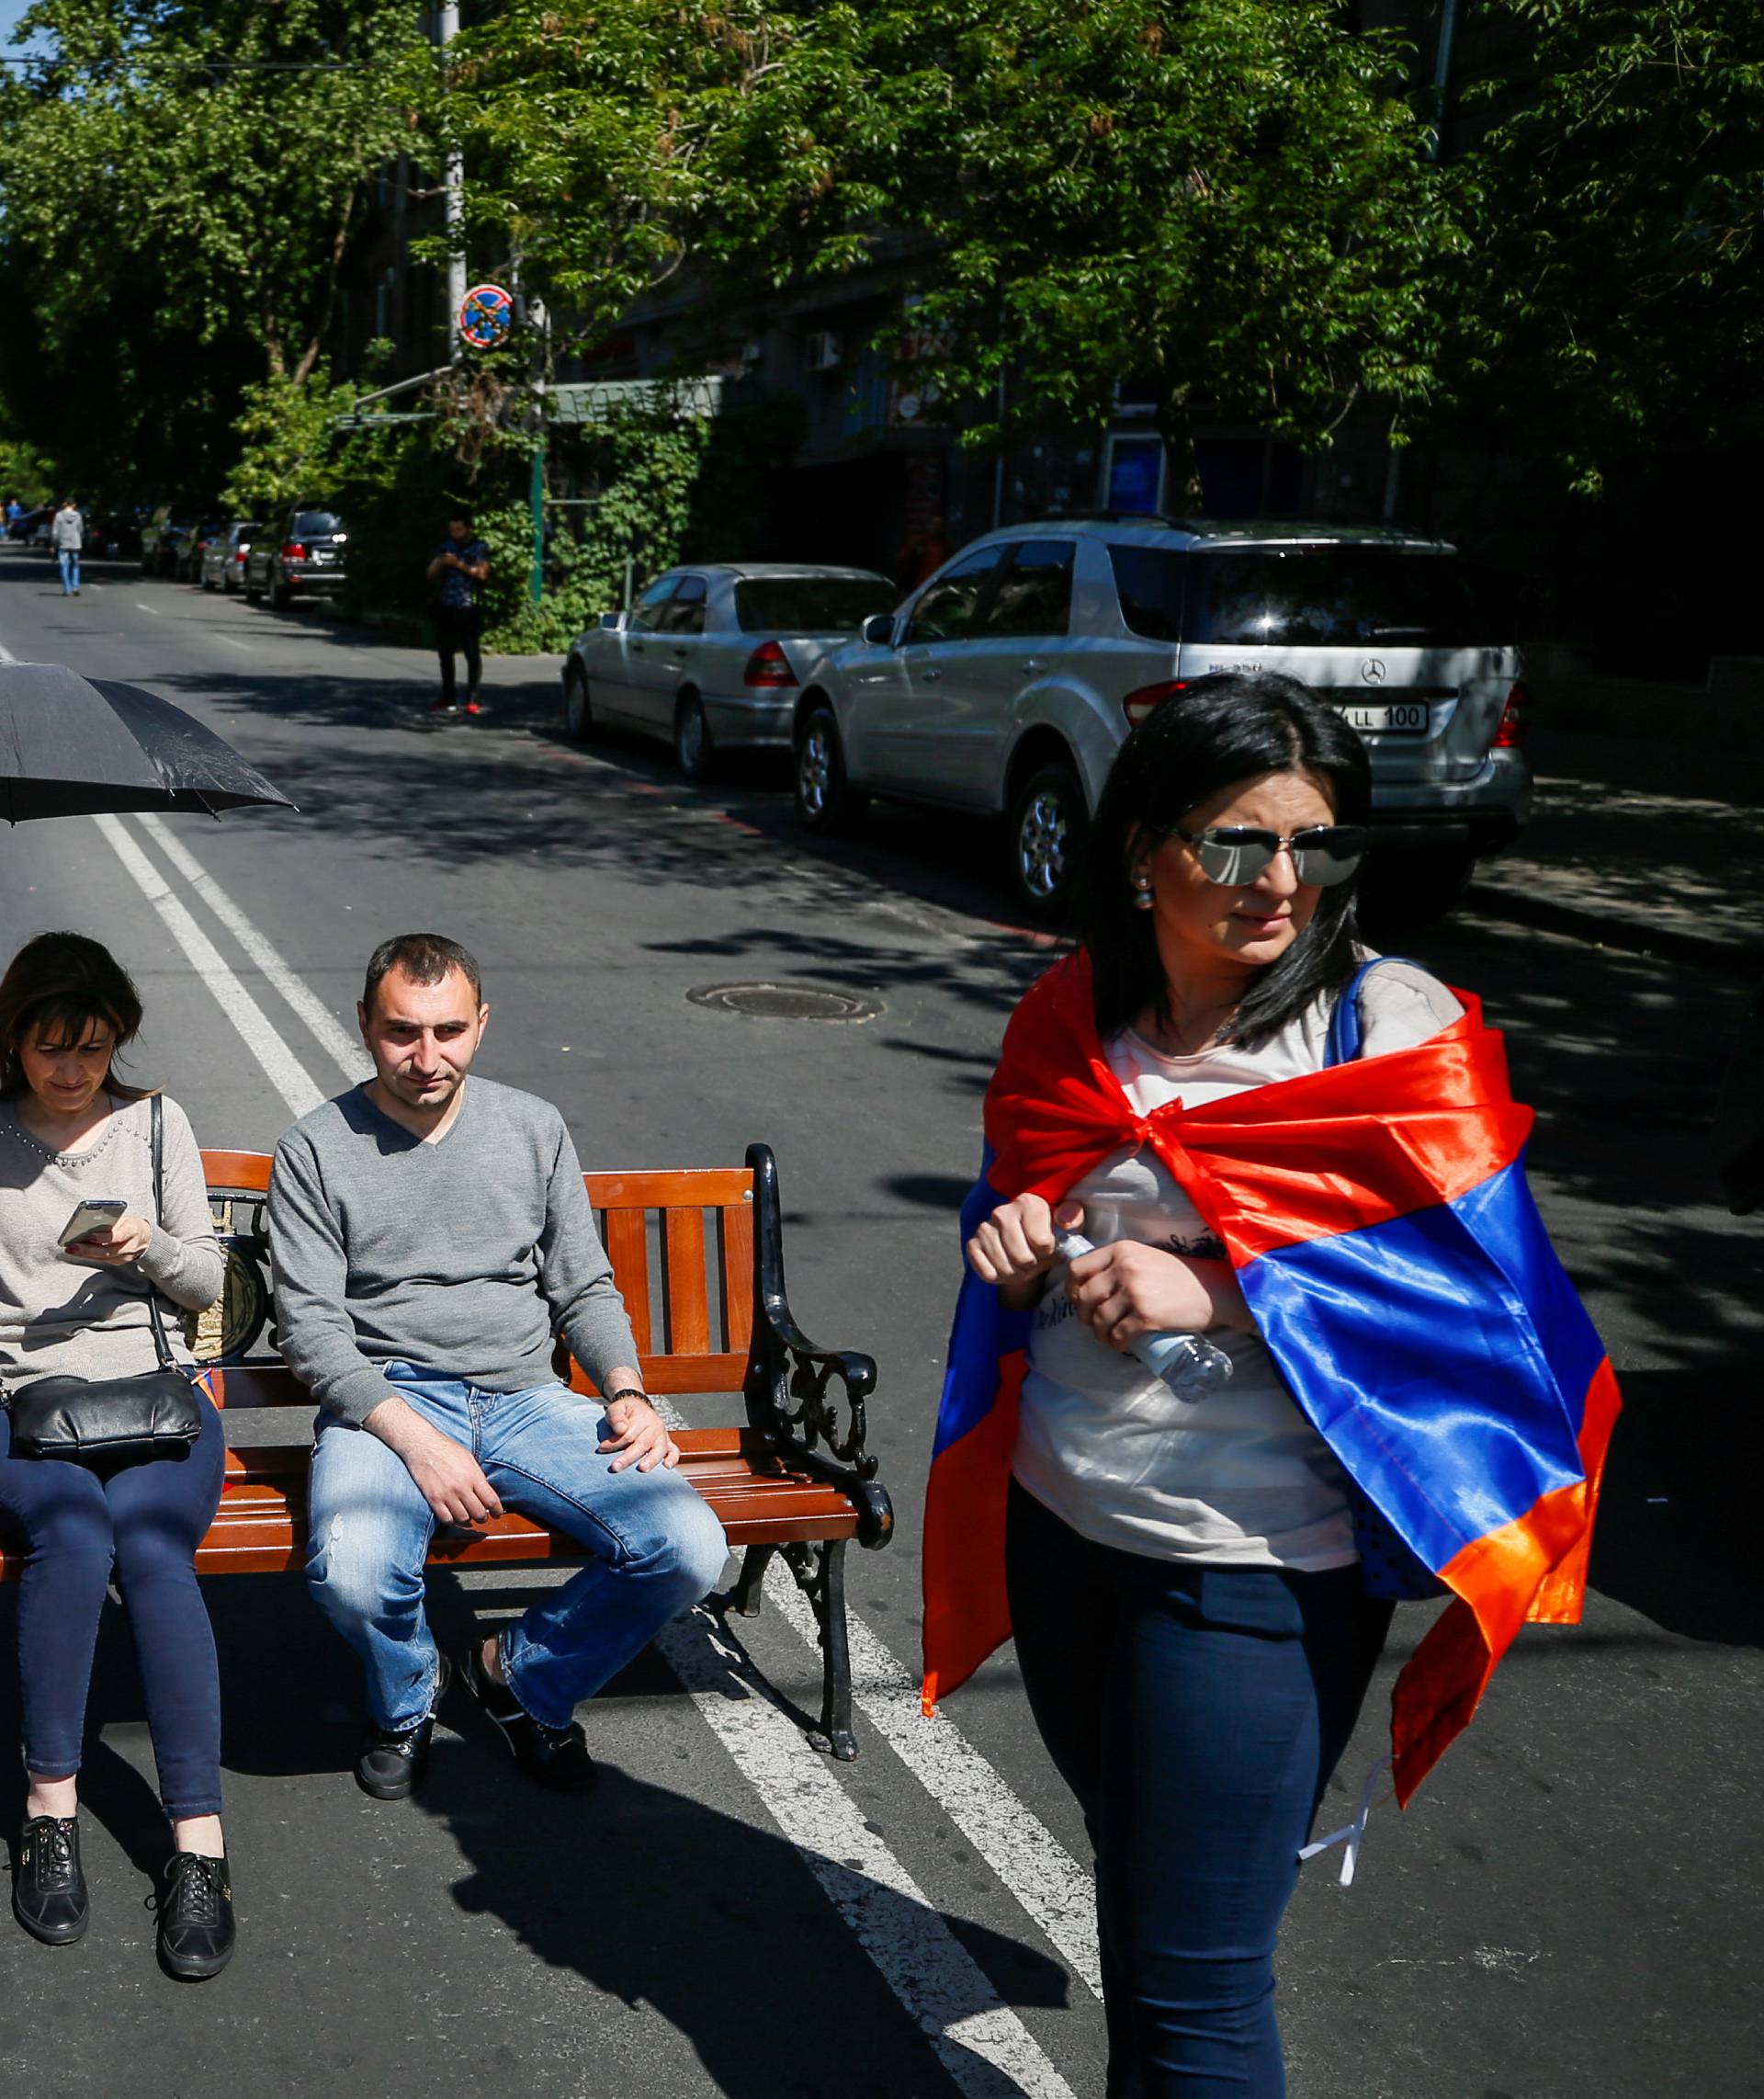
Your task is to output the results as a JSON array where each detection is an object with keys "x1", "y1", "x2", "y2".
[{"x1": 458, "y1": 282, "x2": 514, "y2": 349}]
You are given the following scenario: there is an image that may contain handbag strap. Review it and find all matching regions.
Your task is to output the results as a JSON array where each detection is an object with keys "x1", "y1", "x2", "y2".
[{"x1": 142, "y1": 1093, "x2": 178, "y2": 1375}]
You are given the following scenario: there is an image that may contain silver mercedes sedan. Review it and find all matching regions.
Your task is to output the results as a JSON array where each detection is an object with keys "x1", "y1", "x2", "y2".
[{"x1": 560, "y1": 563, "x2": 898, "y2": 778}]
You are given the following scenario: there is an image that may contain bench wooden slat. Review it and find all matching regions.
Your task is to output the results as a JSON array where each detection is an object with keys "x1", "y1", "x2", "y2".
[
  {"x1": 720, "y1": 1199, "x2": 753, "y2": 1358},
  {"x1": 663, "y1": 1207, "x2": 710, "y2": 1355},
  {"x1": 602, "y1": 1206, "x2": 652, "y2": 1355},
  {"x1": 203, "y1": 1150, "x2": 272, "y2": 1195},
  {"x1": 586, "y1": 1167, "x2": 752, "y2": 1208}
]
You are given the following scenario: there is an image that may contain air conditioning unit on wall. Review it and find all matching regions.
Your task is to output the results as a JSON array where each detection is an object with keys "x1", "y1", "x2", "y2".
[{"x1": 803, "y1": 330, "x2": 843, "y2": 373}]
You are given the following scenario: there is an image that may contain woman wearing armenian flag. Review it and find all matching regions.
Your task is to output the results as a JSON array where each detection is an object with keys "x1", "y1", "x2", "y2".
[{"x1": 922, "y1": 673, "x2": 1617, "y2": 2097}]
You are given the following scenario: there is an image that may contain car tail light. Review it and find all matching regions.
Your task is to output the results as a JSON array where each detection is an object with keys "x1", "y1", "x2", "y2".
[
  {"x1": 743, "y1": 641, "x2": 797, "y2": 688},
  {"x1": 1122, "y1": 679, "x2": 1189, "y2": 728},
  {"x1": 1492, "y1": 680, "x2": 1530, "y2": 748},
  {"x1": 282, "y1": 541, "x2": 305, "y2": 561},
  {"x1": 233, "y1": 548, "x2": 247, "y2": 564}
]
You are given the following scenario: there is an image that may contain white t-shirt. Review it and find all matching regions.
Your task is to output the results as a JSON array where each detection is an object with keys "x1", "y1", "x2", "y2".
[{"x1": 1012, "y1": 958, "x2": 1464, "y2": 1569}]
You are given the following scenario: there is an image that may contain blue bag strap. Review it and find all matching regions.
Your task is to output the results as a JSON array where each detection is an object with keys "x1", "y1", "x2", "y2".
[{"x1": 1325, "y1": 957, "x2": 1417, "y2": 1068}]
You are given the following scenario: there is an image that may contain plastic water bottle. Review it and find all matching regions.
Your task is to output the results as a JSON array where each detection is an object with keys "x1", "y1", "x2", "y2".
[{"x1": 1053, "y1": 1229, "x2": 1235, "y2": 1400}]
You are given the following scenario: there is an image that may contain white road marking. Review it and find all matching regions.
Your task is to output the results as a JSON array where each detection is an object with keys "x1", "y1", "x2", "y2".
[
  {"x1": 649, "y1": 1391, "x2": 1101, "y2": 2000},
  {"x1": 211, "y1": 634, "x2": 254, "y2": 652},
  {"x1": 133, "y1": 601, "x2": 163, "y2": 616},
  {"x1": 767, "y1": 1574, "x2": 1102, "y2": 1999},
  {"x1": 659, "y1": 1607, "x2": 1078, "y2": 2099},
  {"x1": 133, "y1": 813, "x2": 369, "y2": 1084},
  {"x1": 90, "y1": 814, "x2": 322, "y2": 1118}
]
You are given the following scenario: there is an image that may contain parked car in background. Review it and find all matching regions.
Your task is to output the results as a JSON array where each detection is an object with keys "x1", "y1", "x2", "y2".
[
  {"x1": 790, "y1": 516, "x2": 1531, "y2": 923},
  {"x1": 12, "y1": 506, "x2": 51, "y2": 547},
  {"x1": 243, "y1": 507, "x2": 348, "y2": 607},
  {"x1": 175, "y1": 520, "x2": 228, "y2": 584},
  {"x1": 200, "y1": 521, "x2": 262, "y2": 593},
  {"x1": 141, "y1": 504, "x2": 204, "y2": 576},
  {"x1": 561, "y1": 563, "x2": 899, "y2": 779}
]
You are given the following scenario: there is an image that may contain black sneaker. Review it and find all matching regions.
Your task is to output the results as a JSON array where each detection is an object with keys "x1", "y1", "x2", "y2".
[
  {"x1": 454, "y1": 1638, "x2": 598, "y2": 1794},
  {"x1": 154, "y1": 1852, "x2": 235, "y2": 1981},
  {"x1": 13, "y1": 1814, "x2": 88, "y2": 1946},
  {"x1": 355, "y1": 1654, "x2": 451, "y2": 1800}
]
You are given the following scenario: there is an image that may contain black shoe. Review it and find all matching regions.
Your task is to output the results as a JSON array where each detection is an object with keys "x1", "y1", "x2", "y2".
[
  {"x1": 454, "y1": 1639, "x2": 598, "y2": 1794},
  {"x1": 154, "y1": 1852, "x2": 235, "y2": 1981},
  {"x1": 13, "y1": 1815, "x2": 88, "y2": 1946},
  {"x1": 355, "y1": 1654, "x2": 451, "y2": 1800}
]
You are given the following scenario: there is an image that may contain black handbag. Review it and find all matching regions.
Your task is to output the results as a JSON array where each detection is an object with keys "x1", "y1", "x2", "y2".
[{"x1": 5, "y1": 1095, "x2": 204, "y2": 1468}]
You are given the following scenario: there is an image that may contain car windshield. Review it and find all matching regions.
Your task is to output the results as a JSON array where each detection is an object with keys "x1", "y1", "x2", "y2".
[
  {"x1": 1112, "y1": 544, "x2": 1496, "y2": 648},
  {"x1": 733, "y1": 576, "x2": 897, "y2": 633},
  {"x1": 292, "y1": 511, "x2": 340, "y2": 537}
]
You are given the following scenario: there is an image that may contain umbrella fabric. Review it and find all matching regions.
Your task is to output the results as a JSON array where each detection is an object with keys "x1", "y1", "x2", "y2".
[{"x1": 0, "y1": 661, "x2": 293, "y2": 823}]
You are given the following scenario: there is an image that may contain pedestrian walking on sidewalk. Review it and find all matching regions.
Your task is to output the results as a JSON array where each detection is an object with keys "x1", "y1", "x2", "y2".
[
  {"x1": 51, "y1": 498, "x2": 83, "y2": 596},
  {"x1": 0, "y1": 934, "x2": 237, "y2": 1980},
  {"x1": 426, "y1": 514, "x2": 490, "y2": 718},
  {"x1": 923, "y1": 673, "x2": 1621, "y2": 2096}
]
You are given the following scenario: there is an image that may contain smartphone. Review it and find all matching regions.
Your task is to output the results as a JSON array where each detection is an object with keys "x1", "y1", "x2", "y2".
[{"x1": 59, "y1": 1197, "x2": 126, "y2": 1248}]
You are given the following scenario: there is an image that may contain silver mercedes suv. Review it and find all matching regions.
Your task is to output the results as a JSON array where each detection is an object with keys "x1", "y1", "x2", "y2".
[{"x1": 792, "y1": 516, "x2": 1531, "y2": 921}]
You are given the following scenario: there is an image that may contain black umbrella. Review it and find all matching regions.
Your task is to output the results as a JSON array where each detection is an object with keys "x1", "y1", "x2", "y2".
[{"x1": 0, "y1": 661, "x2": 294, "y2": 823}]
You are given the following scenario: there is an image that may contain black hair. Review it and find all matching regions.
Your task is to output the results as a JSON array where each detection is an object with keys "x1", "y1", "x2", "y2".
[
  {"x1": 362, "y1": 932, "x2": 483, "y2": 1013},
  {"x1": 1077, "y1": 672, "x2": 1372, "y2": 1049},
  {"x1": 0, "y1": 932, "x2": 150, "y2": 1100}
]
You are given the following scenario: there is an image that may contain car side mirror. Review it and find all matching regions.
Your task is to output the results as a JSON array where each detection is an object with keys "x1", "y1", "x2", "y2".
[
  {"x1": 599, "y1": 609, "x2": 626, "y2": 631},
  {"x1": 862, "y1": 614, "x2": 896, "y2": 647}
]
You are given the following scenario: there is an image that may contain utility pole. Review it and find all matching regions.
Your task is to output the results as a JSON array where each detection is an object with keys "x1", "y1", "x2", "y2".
[{"x1": 439, "y1": 3, "x2": 466, "y2": 357}]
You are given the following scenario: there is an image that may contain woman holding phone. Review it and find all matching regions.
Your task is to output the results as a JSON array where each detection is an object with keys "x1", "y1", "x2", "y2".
[{"x1": 0, "y1": 932, "x2": 235, "y2": 1979}]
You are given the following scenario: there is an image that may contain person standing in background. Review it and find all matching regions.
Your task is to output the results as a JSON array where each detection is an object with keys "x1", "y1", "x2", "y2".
[
  {"x1": 426, "y1": 514, "x2": 491, "y2": 719},
  {"x1": 51, "y1": 499, "x2": 83, "y2": 596}
]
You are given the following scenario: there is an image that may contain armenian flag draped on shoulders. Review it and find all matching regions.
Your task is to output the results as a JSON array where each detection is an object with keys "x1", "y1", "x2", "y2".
[{"x1": 921, "y1": 951, "x2": 1620, "y2": 1803}]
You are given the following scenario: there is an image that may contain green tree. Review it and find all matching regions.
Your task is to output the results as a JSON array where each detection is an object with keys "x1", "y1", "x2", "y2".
[
  {"x1": 0, "y1": 0, "x2": 424, "y2": 387},
  {"x1": 1449, "y1": 0, "x2": 1764, "y2": 495}
]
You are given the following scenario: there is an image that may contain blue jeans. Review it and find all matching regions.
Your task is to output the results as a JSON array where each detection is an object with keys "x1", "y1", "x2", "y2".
[
  {"x1": 57, "y1": 546, "x2": 79, "y2": 593},
  {"x1": 1005, "y1": 1479, "x2": 1393, "y2": 2099},
  {"x1": 305, "y1": 1367, "x2": 729, "y2": 1731},
  {"x1": 0, "y1": 1393, "x2": 227, "y2": 1819}
]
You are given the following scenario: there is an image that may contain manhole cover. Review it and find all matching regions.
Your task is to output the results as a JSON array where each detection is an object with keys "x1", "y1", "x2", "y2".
[{"x1": 687, "y1": 981, "x2": 883, "y2": 1023}]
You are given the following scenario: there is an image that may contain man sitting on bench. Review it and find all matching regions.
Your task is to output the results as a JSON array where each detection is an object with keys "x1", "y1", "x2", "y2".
[{"x1": 267, "y1": 932, "x2": 729, "y2": 1798}]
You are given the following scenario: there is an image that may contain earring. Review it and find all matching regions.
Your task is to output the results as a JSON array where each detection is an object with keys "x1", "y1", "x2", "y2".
[{"x1": 1131, "y1": 875, "x2": 1154, "y2": 911}]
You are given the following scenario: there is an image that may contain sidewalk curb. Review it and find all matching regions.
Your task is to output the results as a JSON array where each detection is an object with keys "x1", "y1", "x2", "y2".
[{"x1": 1465, "y1": 883, "x2": 1751, "y2": 976}]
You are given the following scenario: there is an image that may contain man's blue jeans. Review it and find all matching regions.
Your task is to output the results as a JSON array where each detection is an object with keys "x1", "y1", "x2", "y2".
[
  {"x1": 57, "y1": 547, "x2": 79, "y2": 593},
  {"x1": 305, "y1": 1367, "x2": 729, "y2": 1731}
]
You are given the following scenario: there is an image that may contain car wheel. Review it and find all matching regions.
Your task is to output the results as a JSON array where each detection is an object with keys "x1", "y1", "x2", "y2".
[
  {"x1": 243, "y1": 572, "x2": 263, "y2": 605},
  {"x1": 561, "y1": 661, "x2": 599, "y2": 742},
  {"x1": 795, "y1": 705, "x2": 865, "y2": 834},
  {"x1": 1009, "y1": 759, "x2": 1090, "y2": 924},
  {"x1": 1357, "y1": 844, "x2": 1477, "y2": 938},
  {"x1": 270, "y1": 576, "x2": 292, "y2": 610},
  {"x1": 674, "y1": 693, "x2": 715, "y2": 781}
]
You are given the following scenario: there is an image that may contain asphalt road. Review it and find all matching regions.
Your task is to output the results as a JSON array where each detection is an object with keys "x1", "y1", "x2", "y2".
[{"x1": 0, "y1": 547, "x2": 1757, "y2": 2099}]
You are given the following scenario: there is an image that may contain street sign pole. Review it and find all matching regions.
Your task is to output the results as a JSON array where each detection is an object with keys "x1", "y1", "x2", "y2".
[{"x1": 441, "y1": 3, "x2": 466, "y2": 357}]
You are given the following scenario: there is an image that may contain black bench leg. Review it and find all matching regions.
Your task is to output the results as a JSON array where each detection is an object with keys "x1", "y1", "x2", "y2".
[
  {"x1": 730, "y1": 1542, "x2": 775, "y2": 1619},
  {"x1": 808, "y1": 1539, "x2": 857, "y2": 1763}
]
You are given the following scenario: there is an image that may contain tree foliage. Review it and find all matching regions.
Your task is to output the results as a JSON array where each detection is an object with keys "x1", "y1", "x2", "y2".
[
  {"x1": 1450, "y1": 0, "x2": 1764, "y2": 494},
  {"x1": 0, "y1": 0, "x2": 424, "y2": 384}
]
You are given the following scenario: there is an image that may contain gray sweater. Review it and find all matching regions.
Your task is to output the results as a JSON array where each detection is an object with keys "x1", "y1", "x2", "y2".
[
  {"x1": 268, "y1": 1078, "x2": 639, "y2": 1427},
  {"x1": 0, "y1": 1094, "x2": 224, "y2": 1389}
]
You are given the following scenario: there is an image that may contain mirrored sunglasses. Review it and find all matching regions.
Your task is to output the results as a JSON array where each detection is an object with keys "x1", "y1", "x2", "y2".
[{"x1": 1171, "y1": 823, "x2": 1370, "y2": 888}]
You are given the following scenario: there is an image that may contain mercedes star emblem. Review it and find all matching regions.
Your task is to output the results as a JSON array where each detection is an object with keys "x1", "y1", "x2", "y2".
[{"x1": 1361, "y1": 658, "x2": 1387, "y2": 686}]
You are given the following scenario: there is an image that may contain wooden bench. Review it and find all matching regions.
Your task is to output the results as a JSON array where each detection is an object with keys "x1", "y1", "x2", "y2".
[{"x1": 0, "y1": 1143, "x2": 894, "y2": 1760}]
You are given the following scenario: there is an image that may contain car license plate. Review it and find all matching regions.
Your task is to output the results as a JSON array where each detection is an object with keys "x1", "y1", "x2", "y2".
[
  {"x1": 312, "y1": 550, "x2": 334, "y2": 564},
  {"x1": 1339, "y1": 700, "x2": 1428, "y2": 734}
]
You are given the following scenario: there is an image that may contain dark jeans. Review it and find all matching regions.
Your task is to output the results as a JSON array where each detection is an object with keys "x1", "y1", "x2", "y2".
[
  {"x1": 435, "y1": 603, "x2": 482, "y2": 707},
  {"x1": 0, "y1": 1397, "x2": 227, "y2": 1819},
  {"x1": 1005, "y1": 1479, "x2": 1394, "y2": 2099}
]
